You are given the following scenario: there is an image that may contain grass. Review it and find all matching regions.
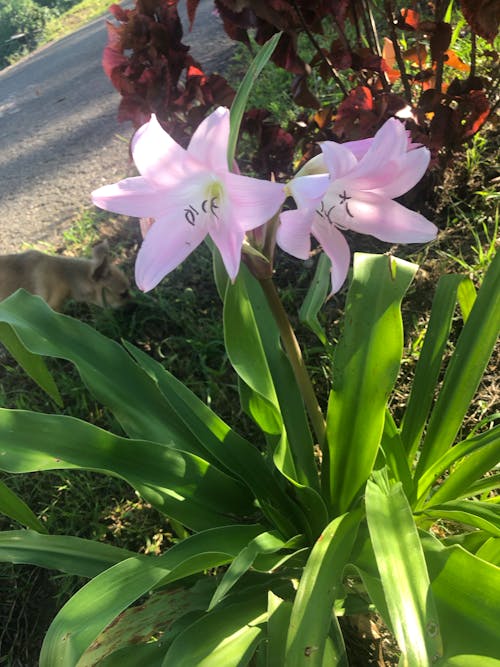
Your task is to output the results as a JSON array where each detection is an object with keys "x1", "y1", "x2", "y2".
[{"x1": 43, "y1": 0, "x2": 113, "y2": 44}]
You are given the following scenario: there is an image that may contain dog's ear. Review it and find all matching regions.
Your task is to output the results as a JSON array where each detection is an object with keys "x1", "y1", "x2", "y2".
[{"x1": 91, "y1": 241, "x2": 111, "y2": 281}]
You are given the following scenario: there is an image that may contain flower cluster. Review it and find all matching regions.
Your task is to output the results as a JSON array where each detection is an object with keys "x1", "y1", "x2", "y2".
[{"x1": 92, "y1": 107, "x2": 437, "y2": 293}]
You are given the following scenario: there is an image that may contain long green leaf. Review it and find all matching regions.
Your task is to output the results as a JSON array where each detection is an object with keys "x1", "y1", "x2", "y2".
[
  {"x1": 325, "y1": 254, "x2": 417, "y2": 515},
  {"x1": 379, "y1": 410, "x2": 414, "y2": 498},
  {"x1": 416, "y1": 250, "x2": 500, "y2": 476},
  {"x1": 224, "y1": 274, "x2": 282, "y2": 433},
  {"x1": 122, "y1": 341, "x2": 300, "y2": 538},
  {"x1": 209, "y1": 531, "x2": 288, "y2": 610},
  {"x1": 40, "y1": 525, "x2": 265, "y2": 666},
  {"x1": 266, "y1": 592, "x2": 293, "y2": 667},
  {"x1": 366, "y1": 474, "x2": 443, "y2": 664},
  {"x1": 0, "y1": 291, "x2": 211, "y2": 454},
  {"x1": 240, "y1": 269, "x2": 319, "y2": 490},
  {"x1": 223, "y1": 269, "x2": 324, "y2": 540},
  {"x1": 97, "y1": 643, "x2": 166, "y2": 667},
  {"x1": 0, "y1": 409, "x2": 254, "y2": 531},
  {"x1": 400, "y1": 274, "x2": 464, "y2": 460},
  {"x1": 80, "y1": 579, "x2": 214, "y2": 667},
  {"x1": 416, "y1": 425, "x2": 500, "y2": 508},
  {"x1": 0, "y1": 478, "x2": 47, "y2": 532},
  {"x1": 285, "y1": 510, "x2": 362, "y2": 667},
  {"x1": 299, "y1": 253, "x2": 331, "y2": 345},
  {"x1": 0, "y1": 530, "x2": 136, "y2": 577},
  {"x1": 418, "y1": 500, "x2": 500, "y2": 536},
  {"x1": 227, "y1": 32, "x2": 282, "y2": 167},
  {"x1": 162, "y1": 594, "x2": 266, "y2": 666},
  {"x1": 476, "y1": 538, "x2": 500, "y2": 567},
  {"x1": 421, "y1": 532, "x2": 500, "y2": 661},
  {"x1": 444, "y1": 657, "x2": 500, "y2": 666},
  {"x1": 0, "y1": 318, "x2": 61, "y2": 405}
]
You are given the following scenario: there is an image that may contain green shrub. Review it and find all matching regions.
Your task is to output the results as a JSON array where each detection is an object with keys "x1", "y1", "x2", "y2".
[{"x1": 0, "y1": 0, "x2": 52, "y2": 67}]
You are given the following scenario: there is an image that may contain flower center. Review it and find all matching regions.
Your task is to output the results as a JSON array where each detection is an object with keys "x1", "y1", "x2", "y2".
[
  {"x1": 316, "y1": 186, "x2": 354, "y2": 230},
  {"x1": 183, "y1": 179, "x2": 223, "y2": 227}
]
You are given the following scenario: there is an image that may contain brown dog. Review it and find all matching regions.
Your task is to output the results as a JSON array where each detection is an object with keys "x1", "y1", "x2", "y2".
[{"x1": 0, "y1": 241, "x2": 130, "y2": 311}]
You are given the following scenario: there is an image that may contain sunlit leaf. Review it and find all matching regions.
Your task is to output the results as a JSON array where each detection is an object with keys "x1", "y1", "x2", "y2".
[
  {"x1": 325, "y1": 254, "x2": 417, "y2": 515},
  {"x1": 366, "y1": 473, "x2": 443, "y2": 665},
  {"x1": 285, "y1": 510, "x2": 362, "y2": 667}
]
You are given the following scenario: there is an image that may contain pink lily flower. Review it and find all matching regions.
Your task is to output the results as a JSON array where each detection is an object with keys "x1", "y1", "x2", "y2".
[
  {"x1": 277, "y1": 118, "x2": 437, "y2": 293},
  {"x1": 92, "y1": 107, "x2": 286, "y2": 291}
]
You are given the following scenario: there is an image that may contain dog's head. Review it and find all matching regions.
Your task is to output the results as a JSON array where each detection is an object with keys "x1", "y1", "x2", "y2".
[{"x1": 89, "y1": 241, "x2": 130, "y2": 308}]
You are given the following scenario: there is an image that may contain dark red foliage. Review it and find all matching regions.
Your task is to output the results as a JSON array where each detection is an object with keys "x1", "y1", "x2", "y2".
[
  {"x1": 460, "y1": 0, "x2": 500, "y2": 43},
  {"x1": 242, "y1": 109, "x2": 296, "y2": 177},
  {"x1": 102, "y1": 0, "x2": 234, "y2": 133},
  {"x1": 103, "y1": 0, "x2": 498, "y2": 179}
]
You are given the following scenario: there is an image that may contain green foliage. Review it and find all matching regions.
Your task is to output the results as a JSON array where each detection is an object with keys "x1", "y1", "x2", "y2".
[
  {"x1": 0, "y1": 248, "x2": 498, "y2": 665},
  {"x1": 0, "y1": 0, "x2": 51, "y2": 67}
]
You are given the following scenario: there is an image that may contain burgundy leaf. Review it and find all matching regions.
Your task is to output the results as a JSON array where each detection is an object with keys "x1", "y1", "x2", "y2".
[{"x1": 460, "y1": 0, "x2": 500, "y2": 43}]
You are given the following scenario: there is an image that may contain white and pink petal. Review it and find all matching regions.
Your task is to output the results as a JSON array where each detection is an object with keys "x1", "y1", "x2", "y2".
[
  {"x1": 338, "y1": 190, "x2": 438, "y2": 243},
  {"x1": 319, "y1": 141, "x2": 358, "y2": 180},
  {"x1": 187, "y1": 107, "x2": 230, "y2": 174},
  {"x1": 277, "y1": 208, "x2": 314, "y2": 260},
  {"x1": 209, "y1": 215, "x2": 246, "y2": 281},
  {"x1": 134, "y1": 210, "x2": 209, "y2": 291},
  {"x1": 371, "y1": 146, "x2": 430, "y2": 199},
  {"x1": 223, "y1": 172, "x2": 286, "y2": 231},
  {"x1": 311, "y1": 216, "x2": 351, "y2": 294},
  {"x1": 132, "y1": 115, "x2": 202, "y2": 187},
  {"x1": 288, "y1": 173, "x2": 330, "y2": 209}
]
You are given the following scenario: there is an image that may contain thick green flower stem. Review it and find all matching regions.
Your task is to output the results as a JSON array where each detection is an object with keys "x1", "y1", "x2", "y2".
[{"x1": 259, "y1": 277, "x2": 326, "y2": 450}]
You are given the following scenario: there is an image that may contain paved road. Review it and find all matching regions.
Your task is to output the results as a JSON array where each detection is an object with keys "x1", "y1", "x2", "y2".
[{"x1": 0, "y1": 0, "x2": 234, "y2": 253}]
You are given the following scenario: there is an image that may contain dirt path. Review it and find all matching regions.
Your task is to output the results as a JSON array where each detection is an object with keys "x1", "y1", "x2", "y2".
[{"x1": 0, "y1": 0, "x2": 234, "y2": 254}]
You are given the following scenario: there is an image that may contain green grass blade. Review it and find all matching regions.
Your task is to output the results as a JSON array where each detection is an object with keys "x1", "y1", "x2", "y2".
[
  {"x1": 325, "y1": 254, "x2": 417, "y2": 515},
  {"x1": 416, "y1": 250, "x2": 500, "y2": 477},
  {"x1": 400, "y1": 274, "x2": 463, "y2": 460},
  {"x1": 0, "y1": 479, "x2": 47, "y2": 533},
  {"x1": 0, "y1": 530, "x2": 135, "y2": 577},
  {"x1": 0, "y1": 409, "x2": 254, "y2": 530},
  {"x1": 0, "y1": 318, "x2": 61, "y2": 405},
  {"x1": 365, "y1": 474, "x2": 443, "y2": 665},
  {"x1": 285, "y1": 510, "x2": 362, "y2": 667},
  {"x1": 228, "y1": 32, "x2": 282, "y2": 167}
]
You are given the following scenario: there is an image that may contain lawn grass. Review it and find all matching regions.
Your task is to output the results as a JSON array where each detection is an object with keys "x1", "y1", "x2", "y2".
[{"x1": 43, "y1": 0, "x2": 113, "y2": 44}]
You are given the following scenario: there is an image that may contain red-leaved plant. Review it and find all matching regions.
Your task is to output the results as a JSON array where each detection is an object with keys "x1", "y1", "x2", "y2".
[{"x1": 103, "y1": 0, "x2": 498, "y2": 175}]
